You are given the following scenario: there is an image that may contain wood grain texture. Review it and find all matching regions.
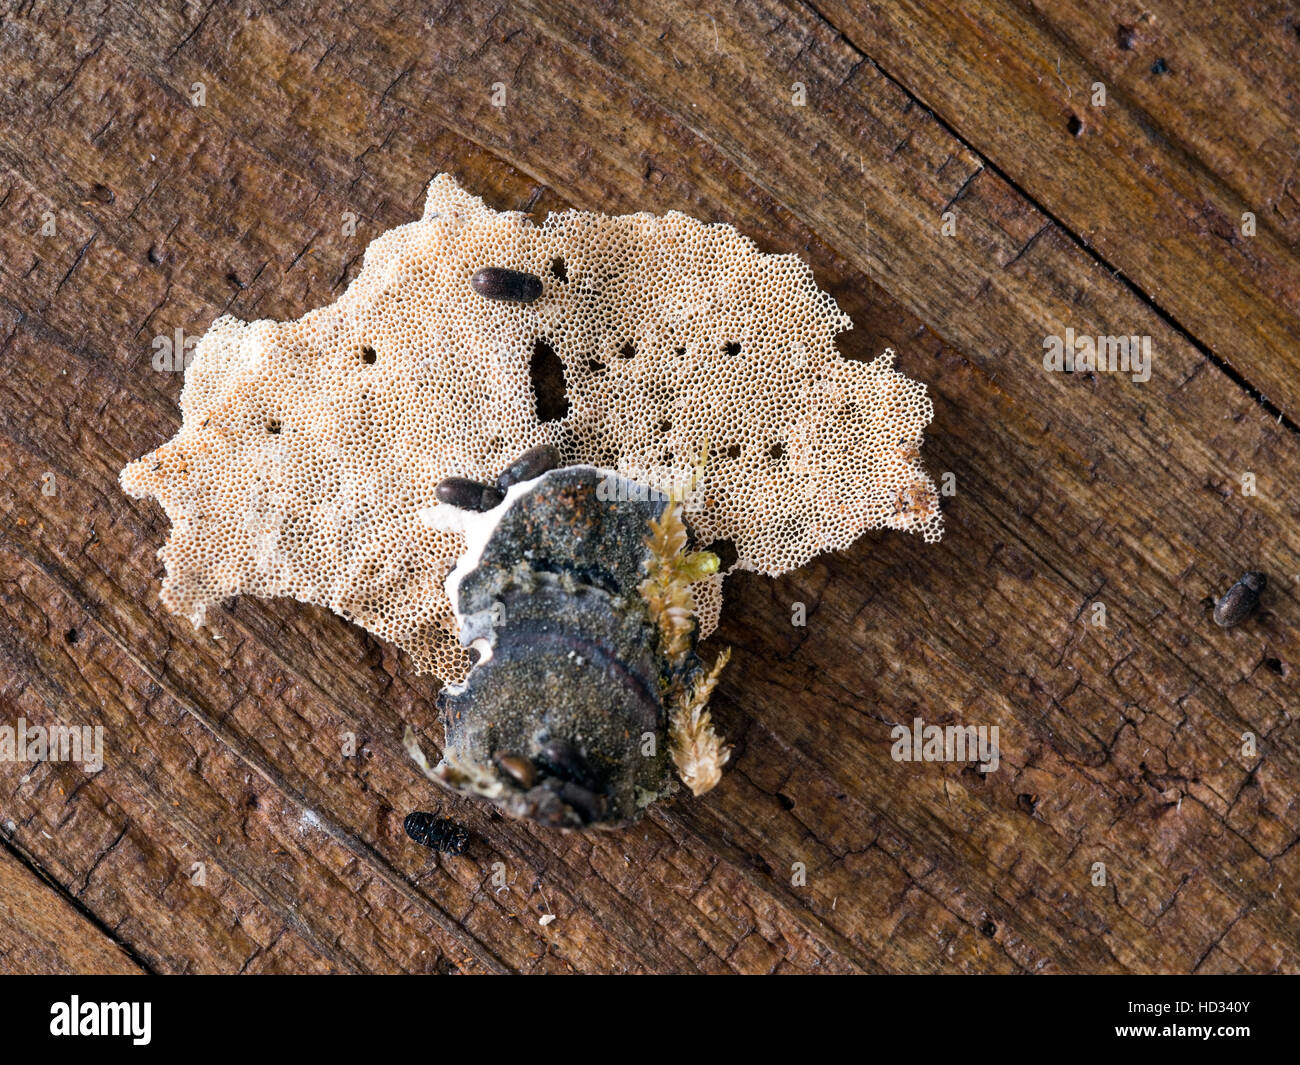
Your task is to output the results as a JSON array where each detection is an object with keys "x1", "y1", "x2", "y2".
[
  {"x1": 814, "y1": 0, "x2": 1300, "y2": 415},
  {"x1": 0, "y1": 0, "x2": 1296, "y2": 974},
  {"x1": 0, "y1": 842, "x2": 145, "y2": 974}
]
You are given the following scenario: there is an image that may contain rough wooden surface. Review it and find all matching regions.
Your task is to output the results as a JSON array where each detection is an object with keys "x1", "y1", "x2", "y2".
[
  {"x1": 0, "y1": 0, "x2": 1296, "y2": 973},
  {"x1": 0, "y1": 844, "x2": 144, "y2": 974}
]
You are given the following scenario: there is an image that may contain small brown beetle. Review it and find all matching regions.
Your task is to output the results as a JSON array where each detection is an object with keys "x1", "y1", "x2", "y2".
[
  {"x1": 498, "y1": 444, "x2": 561, "y2": 490},
  {"x1": 493, "y1": 752, "x2": 538, "y2": 789},
  {"x1": 435, "y1": 476, "x2": 505, "y2": 512},
  {"x1": 470, "y1": 267, "x2": 543, "y2": 303},
  {"x1": 1213, "y1": 571, "x2": 1266, "y2": 627}
]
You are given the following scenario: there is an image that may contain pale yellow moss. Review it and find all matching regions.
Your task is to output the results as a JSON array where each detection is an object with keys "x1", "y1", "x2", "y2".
[
  {"x1": 669, "y1": 647, "x2": 733, "y2": 797},
  {"x1": 639, "y1": 501, "x2": 719, "y2": 669},
  {"x1": 638, "y1": 497, "x2": 733, "y2": 794}
]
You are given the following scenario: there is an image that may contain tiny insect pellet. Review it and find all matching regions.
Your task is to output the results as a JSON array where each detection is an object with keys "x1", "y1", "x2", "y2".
[
  {"x1": 1213, "y1": 571, "x2": 1265, "y2": 627},
  {"x1": 403, "y1": 811, "x2": 470, "y2": 854},
  {"x1": 435, "y1": 476, "x2": 505, "y2": 512},
  {"x1": 469, "y1": 266, "x2": 543, "y2": 303},
  {"x1": 498, "y1": 444, "x2": 561, "y2": 490},
  {"x1": 494, "y1": 752, "x2": 539, "y2": 789}
]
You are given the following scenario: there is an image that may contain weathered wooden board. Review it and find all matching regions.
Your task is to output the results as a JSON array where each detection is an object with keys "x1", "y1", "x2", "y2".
[
  {"x1": 0, "y1": 0, "x2": 1296, "y2": 973},
  {"x1": 0, "y1": 843, "x2": 144, "y2": 974},
  {"x1": 815, "y1": 0, "x2": 1300, "y2": 414}
]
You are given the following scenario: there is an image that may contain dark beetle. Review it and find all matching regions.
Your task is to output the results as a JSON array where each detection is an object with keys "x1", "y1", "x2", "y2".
[
  {"x1": 1214, "y1": 571, "x2": 1266, "y2": 627},
  {"x1": 403, "y1": 811, "x2": 470, "y2": 855},
  {"x1": 498, "y1": 444, "x2": 561, "y2": 490},
  {"x1": 435, "y1": 476, "x2": 504, "y2": 512},
  {"x1": 470, "y1": 267, "x2": 544, "y2": 303},
  {"x1": 434, "y1": 446, "x2": 561, "y2": 512}
]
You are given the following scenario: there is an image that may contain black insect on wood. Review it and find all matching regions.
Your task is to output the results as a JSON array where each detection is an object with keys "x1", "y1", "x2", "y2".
[
  {"x1": 1213, "y1": 571, "x2": 1265, "y2": 627},
  {"x1": 403, "y1": 812, "x2": 471, "y2": 855}
]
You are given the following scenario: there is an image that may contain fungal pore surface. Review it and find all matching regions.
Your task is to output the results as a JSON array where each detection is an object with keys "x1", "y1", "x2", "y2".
[{"x1": 120, "y1": 174, "x2": 943, "y2": 821}]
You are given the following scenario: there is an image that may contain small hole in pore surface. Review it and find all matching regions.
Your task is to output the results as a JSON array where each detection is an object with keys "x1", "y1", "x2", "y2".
[
  {"x1": 675, "y1": 346, "x2": 686, "y2": 357},
  {"x1": 1066, "y1": 114, "x2": 1083, "y2": 136},
  {"x1": 657, "y1": 418, "x2": 672, "y2": 433},
  {"x1": 723, "y1": 341, "x2": 741, "y2": 356},
  {"x1": 550, "y1": 256, "x2": 567, "y2": 281},
  {"x1": 725, "y1": 444, "x2": 742, "y2": 459},
  {"x1": 266, "y1": 419, "x2": 281, "y2": 434},
  {"x1": 618, "y1": 341, "x2": 637, "y2": 359},
  {"x1": 768, "y1": 442, "x2": 785, "y2": 461},
  {"x1": 361, "y1": 345, "x2": 377, "y2": 364},
  {"x1": 705, "y1": 538, "x2": 739, "y2": 571},
  {"x1": 530, "y1": 338, "x2": 570, "y2": 423},
  {"x1": 586, "y1": 358, "x2": 606, "y2": 374}
]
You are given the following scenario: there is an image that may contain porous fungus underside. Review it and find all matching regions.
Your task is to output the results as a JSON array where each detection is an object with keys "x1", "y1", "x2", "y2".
[{"x1": 121, "y1": 175, "x2": 942, "y2": 683}]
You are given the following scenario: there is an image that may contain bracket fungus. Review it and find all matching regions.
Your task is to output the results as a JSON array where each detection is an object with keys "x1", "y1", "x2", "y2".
[{"x1": 121, "y1": 175, "x2": 942, "y2": 827}]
